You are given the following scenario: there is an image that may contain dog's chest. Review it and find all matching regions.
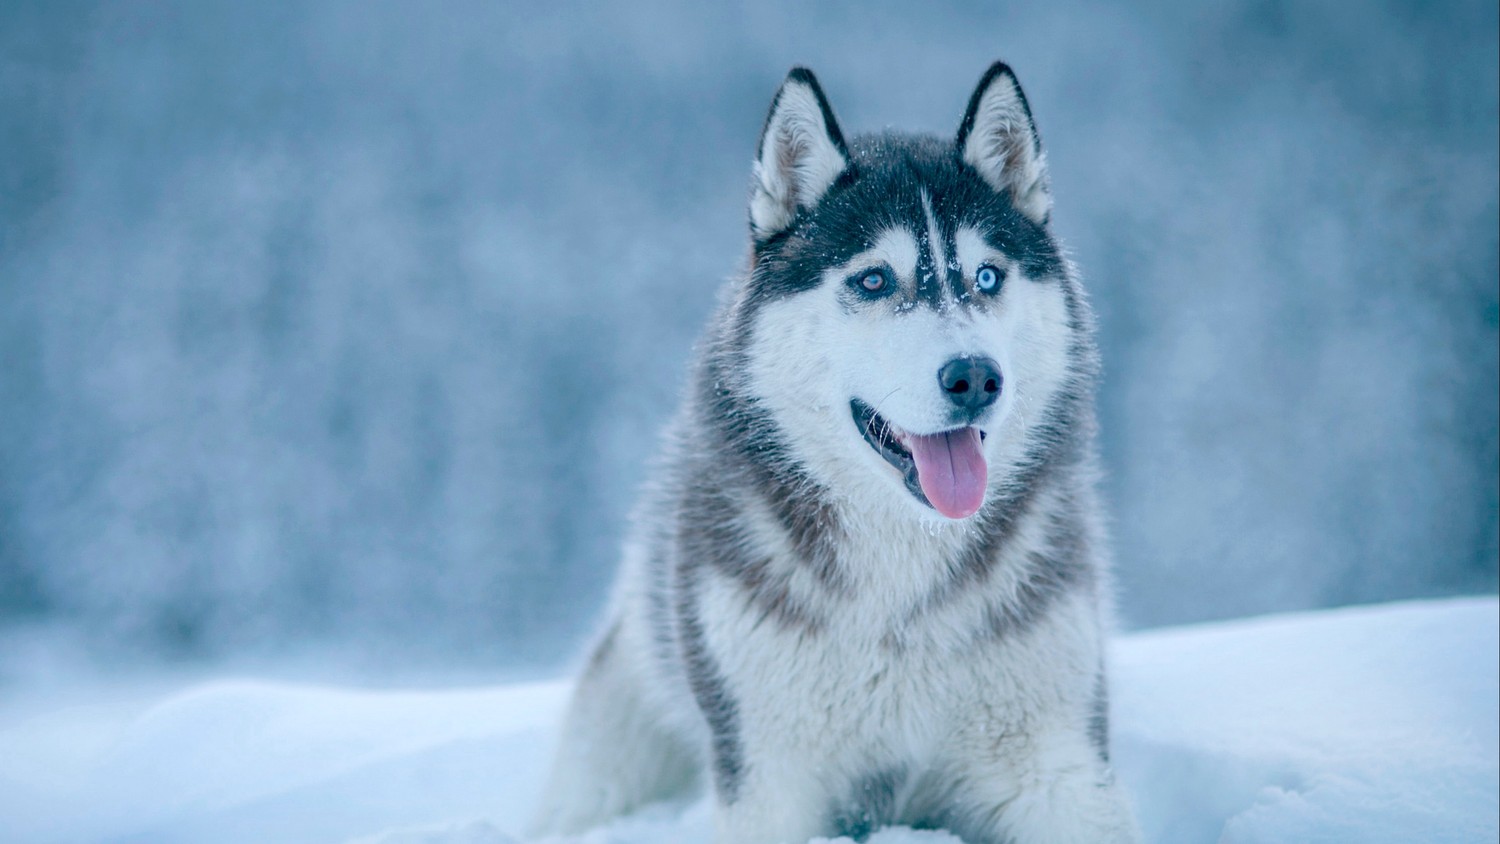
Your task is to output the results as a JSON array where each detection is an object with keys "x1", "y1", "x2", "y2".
[{"x1": 695, "y1": 530, "x2": 1016, "y2": 741}]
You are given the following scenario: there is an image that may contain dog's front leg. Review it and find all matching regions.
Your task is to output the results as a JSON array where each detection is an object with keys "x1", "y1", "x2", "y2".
[
  {"x1": 707, "y1": 741, "x2": 831, "y2": 844},
  {"x1": 948, "y1": 722, "x2": 1141, "y2": 844},
  {"x1": 692, "y1": 682, "x2": 839, "y2": 844}
]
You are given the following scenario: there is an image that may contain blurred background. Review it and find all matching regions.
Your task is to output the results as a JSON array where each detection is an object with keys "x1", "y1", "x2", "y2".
[{"x1": 0, "y1": 0, "x2": 1495, "y2": 680}]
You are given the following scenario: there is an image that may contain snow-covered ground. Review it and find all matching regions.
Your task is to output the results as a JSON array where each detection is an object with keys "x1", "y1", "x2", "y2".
[{"x1": 1, "y1": 597, "x2": 1494, "y2": 844}]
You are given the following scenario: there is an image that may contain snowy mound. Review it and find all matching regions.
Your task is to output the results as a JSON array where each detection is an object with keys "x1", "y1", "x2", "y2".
[{"x1": 1, "y1": 598, "x2": 1494, "y2": 843}]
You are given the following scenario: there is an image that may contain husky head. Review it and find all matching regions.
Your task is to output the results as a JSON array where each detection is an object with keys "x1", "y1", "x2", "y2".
[{"x1": 724, "y1": 63, "x2": 1093, "y2": 523}]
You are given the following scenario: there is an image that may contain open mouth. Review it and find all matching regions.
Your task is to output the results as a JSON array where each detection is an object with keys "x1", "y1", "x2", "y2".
[{"x1": 851, "y1": 399, "x2": 988, "y2": 519}]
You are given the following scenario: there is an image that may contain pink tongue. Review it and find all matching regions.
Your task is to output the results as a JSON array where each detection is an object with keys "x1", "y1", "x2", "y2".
[{"x1": 906, "y1": 428, "x2": 987, "y2": 519}]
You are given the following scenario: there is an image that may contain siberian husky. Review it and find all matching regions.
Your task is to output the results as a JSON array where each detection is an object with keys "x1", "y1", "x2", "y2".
[{"x1": 531, "y1": 63, "x2": 1140, "y2": 844}]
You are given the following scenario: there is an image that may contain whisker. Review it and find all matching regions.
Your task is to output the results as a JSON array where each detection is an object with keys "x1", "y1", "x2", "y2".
[{"x1": 872, "y1": 387, "x2": 904, "y2": 443}]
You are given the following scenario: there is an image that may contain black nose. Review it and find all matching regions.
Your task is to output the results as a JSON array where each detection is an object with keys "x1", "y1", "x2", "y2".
[{"x1": 938, "y1": 356, "x2": 1002, "y2": 411}]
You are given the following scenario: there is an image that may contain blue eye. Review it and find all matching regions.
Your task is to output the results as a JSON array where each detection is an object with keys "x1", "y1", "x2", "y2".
[
  {"x1": 976, "y1": 264, "x2": 1004, "y2": 293},
  {"x1": 855, "y1": 268, "x2": 889, "y2": 294}
]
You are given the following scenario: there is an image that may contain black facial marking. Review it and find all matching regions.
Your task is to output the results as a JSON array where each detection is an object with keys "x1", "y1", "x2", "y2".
[
  {"x1": 946, "y1": 260, "x2": 967, "y2": 302},
  {"x1": 913, "y1": 222, "x2": 944, "y2": 309},
  {"x1": 746, "y1": 134, "x2": 1063, "y2": 318}
]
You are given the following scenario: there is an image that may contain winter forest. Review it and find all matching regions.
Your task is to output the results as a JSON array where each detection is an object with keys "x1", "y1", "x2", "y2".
[{"x1": 0, "y1": 2, "x2": 1495, "y2": 842}]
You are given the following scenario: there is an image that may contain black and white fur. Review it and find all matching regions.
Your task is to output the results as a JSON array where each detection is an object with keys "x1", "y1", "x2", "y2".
[{"x1": 530, "y1": 64, "x2": 1140, "y2": 844}]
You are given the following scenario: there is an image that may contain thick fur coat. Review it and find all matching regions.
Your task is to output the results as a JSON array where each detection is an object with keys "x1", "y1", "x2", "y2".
[{"x1": 531, "y1": 63, "x2": 1140, "y2": 844}]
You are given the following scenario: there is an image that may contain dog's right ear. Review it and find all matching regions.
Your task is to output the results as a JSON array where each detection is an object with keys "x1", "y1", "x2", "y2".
[{"x1": 750, "y1": 67, "x2": 850, "y2": 242}]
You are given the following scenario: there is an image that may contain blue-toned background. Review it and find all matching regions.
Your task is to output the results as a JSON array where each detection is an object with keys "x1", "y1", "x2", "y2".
[{"x1": 1, "y1": 0, "x2": 1495, "y2": 674}]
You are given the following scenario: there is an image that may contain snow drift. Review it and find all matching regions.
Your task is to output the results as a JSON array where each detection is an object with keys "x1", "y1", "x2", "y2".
[{"x1": 1, "y1": 597, "x2": 1494, "y2": 843}]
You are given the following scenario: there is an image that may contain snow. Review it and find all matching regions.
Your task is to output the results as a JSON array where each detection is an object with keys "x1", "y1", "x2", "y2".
[
  {"x1": 1, "y1": 598, "x2": 1494, "y2": 844},
  {"x1": 1114, "y1": 598, "x2": 1497, "y2": 843}
]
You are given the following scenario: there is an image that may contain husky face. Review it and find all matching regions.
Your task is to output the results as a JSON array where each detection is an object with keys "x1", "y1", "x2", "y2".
[{"x1": 741, "y1": 67, "x2": 1082, "y2": 521}]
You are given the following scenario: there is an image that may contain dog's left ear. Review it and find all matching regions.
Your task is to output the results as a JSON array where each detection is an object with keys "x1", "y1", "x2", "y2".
[
  {"x1": 957, "y1": 62, "x2": 1051, "y2": 225},
  {"x1": 750, "y1": 67, "x2": 850, "y2": 242}
]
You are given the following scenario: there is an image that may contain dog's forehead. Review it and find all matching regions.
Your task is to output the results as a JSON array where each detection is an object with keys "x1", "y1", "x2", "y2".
[
  {"x1": 748, "y1": 133, "x2": 1063, "y2": 307},
  {"x1": 813, "y1": 134, "x2": 1059, "y2": 275},
  {"x1": 818, "y1": 138, "x2": 962, "y2": 255}
]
